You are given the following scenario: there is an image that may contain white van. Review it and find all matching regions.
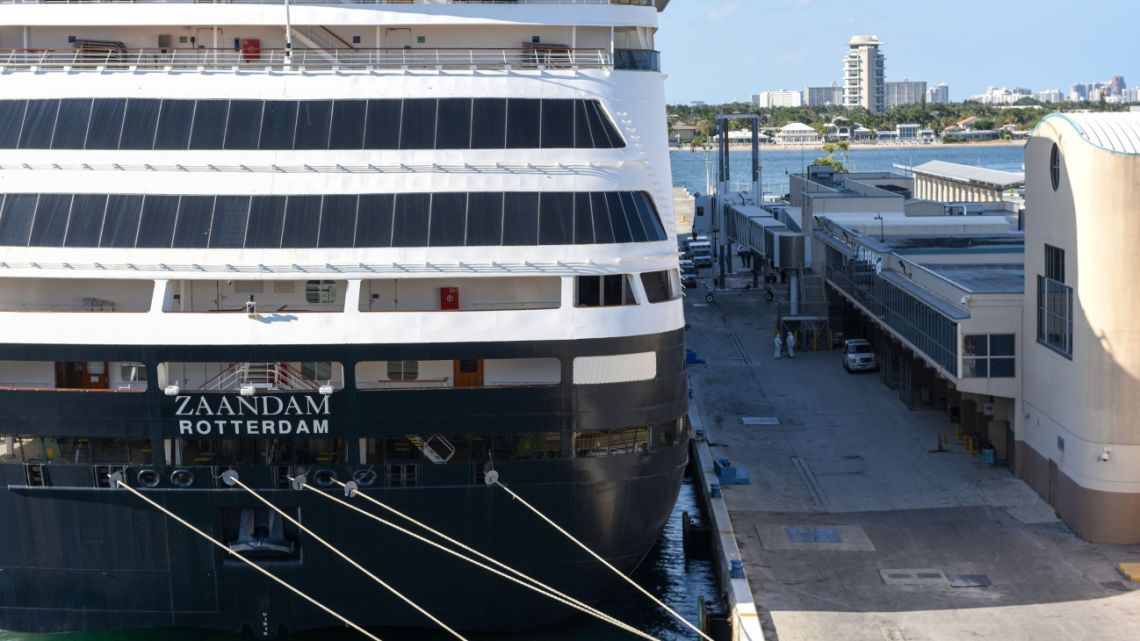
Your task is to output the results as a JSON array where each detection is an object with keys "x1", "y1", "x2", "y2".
[{"x1": 689, "y1": 239, "x2": 713, "y2": 267}]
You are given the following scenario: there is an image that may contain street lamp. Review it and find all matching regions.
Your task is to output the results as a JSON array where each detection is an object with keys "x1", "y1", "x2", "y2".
[{"x1": 873, "y1": 213, "x2": 884, "y2": 242}]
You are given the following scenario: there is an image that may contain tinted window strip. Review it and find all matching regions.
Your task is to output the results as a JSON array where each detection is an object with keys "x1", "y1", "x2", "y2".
[
  {"x1": 0, "y1": 192, "x2": 661, "y2": 248},
  {"x1": 0, "y1": 99, "x2": 623, "y2": 150}
]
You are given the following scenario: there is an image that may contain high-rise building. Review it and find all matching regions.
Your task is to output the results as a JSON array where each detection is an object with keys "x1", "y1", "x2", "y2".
[
  {"x1": 1036, "y1": 89, "x2": 1064, "y2": 104},
  {"x1": 1107, "y1": 75, "x2": 1127, "y2": 96},
  {"x1": 754, "y1": 90, "x2": 803, "y2": 108},
  {"x1": 1123, "y1": 87, "x2": 1140, "y2": 103},
  {"x1": 884, "y1": 79, "x2": 927, "y2": 109},
  {"x1": 927, "y1": 83, "x2": 950, "y2": 104},
  {"x1": 804, "y1": 83, "x2": 845, "y2": 107},
  {"x1": 843, "y1": 35, "x2": 885, "y2": 113}
]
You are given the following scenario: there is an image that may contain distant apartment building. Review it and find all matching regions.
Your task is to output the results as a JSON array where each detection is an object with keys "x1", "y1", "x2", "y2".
[
  {"x1": 1123, "y1": 87, "x2": 1140, "y2": 103},
  {"x1": 970, "y1": 86, "x2": 1032, "y2": 105},
  {"x1": 805, "y1": 83, "x2": 845, "y2": 107},
  {"x1": 927, "y1": 83, "x2": 950, "y2": 104},
  {"x1": 843, "y1": 35, "x2": 885, "y2": 113},
  {"x1": 885, "y1": 79, "x2": 927, "y2": 109},
  {"x1": 754, "y1": 90, "x2": 803, "y2": 108},
  {"x1": 1036, "y1": 89, "x2": 1064, "y2": 104}
]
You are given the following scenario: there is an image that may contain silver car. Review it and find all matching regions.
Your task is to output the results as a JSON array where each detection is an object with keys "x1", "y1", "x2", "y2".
[{"x1": 842, "y1": 339, "x2": 878, "y2": 372}]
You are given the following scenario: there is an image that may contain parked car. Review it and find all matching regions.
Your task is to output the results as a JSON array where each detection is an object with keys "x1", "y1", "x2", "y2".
[
  {"x1": 679, "y1": 260, "x2": 698, "y2": 288},
  {"x1": 842, "y1": 339, "x2": 878, "y2": 372}
]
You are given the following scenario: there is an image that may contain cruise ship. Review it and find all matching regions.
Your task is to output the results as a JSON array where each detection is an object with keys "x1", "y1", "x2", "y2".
[{"x1": 0, "y1": 0, "x2": 686, "y2": 637}]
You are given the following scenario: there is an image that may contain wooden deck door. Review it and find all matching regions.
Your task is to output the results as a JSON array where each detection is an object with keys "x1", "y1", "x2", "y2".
[{"x1": 453, "y1": 360, "x2": 484, "y2": 388}]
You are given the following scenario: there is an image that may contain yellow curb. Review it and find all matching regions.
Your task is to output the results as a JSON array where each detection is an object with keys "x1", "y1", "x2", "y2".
[{"x1": 1117, "y1": 563, "x2": 1140, "y2": 581}]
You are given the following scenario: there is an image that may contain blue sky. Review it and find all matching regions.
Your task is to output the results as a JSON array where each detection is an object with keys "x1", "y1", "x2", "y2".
[{"x1": 657, "y1": 0, "x2": 1138, "y2": 104}]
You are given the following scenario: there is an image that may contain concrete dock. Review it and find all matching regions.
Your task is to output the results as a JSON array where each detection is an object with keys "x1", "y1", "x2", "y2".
[{"x1": 685, "y1": 271, "x2": 1140, "y2": 641}]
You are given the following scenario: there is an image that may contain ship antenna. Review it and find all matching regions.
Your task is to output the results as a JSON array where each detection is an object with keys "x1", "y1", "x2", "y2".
[
  {"x1": 493, "y1": 479, "x2": 717, "y2": 641},
  {"x1": 112, "y1": 475, "x2": 384, "y2": 641}
]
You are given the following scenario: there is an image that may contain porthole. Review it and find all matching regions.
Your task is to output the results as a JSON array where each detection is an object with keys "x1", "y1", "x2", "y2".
[
  {"x1": 1050, "y1": 143, "x2": 1060, "y2": 191},
  {"x1": 137, "y1": 469, "x2": 160, "y2": 488},
  {"x1": 352, "y1": 469, "x2": 377, "y2": 487},
  {"x1": 314, "y1": 469, "x2": 338, "y2": 488},
  {"x1": 170, "y1": 469, "x2": 194, "y2": 488}
]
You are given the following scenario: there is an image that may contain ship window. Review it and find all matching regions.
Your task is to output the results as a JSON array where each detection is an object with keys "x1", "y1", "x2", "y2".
[
  {"x1": 465, "y1": 192, "x2": 503, "y2": 245},
  {"x1": 576, "y1": 274, "x2": 635, "y2": 307},
  {"x1": 52, "y1": 99, "x2": 92, "y2": 149},
  {"x1": 506, "y1": 99, "x2": 540, "y2": 149},
  {"x1": 0, "y1": 101, "x2": 26, "y2": 148},
  {"x1": 29, "y1": 194, "x2": 71, "y2": 247},
  {"x1": 64, "y1": 195, "x2": 107, "y2": 247},
  {"x1": 0, "y1": 194, "x2": 30, "y2": 247},
  {"x1": 99, "y1": 195, "x2": 143, "y2": 248},
  {"x1": 301, "y1": 361, "x2": 333, "y2": 383},
  {"x1": 606, "y1": 192, "x2": 633, "y2": 243},
  {"x1": 540, "y1": 98, "x2": 575, "y2": 149},
  {"x1": 18, "y1": 99, "x2": 59, "y2": 149},
  {"x1": 245, "y1": 196, "x2": 286, "y2": 248},
  {"x1": 620, "y1": 192, "x2": 648, "y2": 242},
  {"x1": 355, "y1": 194, "x2": 394, "y2": 247},
  {"x1": 574, "y1": 431, "x2": 609, "y2": 457},
  {"x1": 573, "y1": 193, "x2": 594, "y2": 244},
  {"x1": 538, "y1": 192, "x2": 573, "y2": 245},
  {"x1": 305, "y1": 280, "x2": 337, "y2": 304},
  {"x1": 492, "y1": 433, "x2": 562, "y2": 460},
  {"x1": 86, "y1": 99, "x2": 125, "y2": 149},
  {"x1": 435, "y1": 98, "x2": 472, "y2": 150},
  {"x1": 318, "y1": 195, "x2": 358, "y2": 248},
  {"x1": 387, "y1": 361, "x2": 419, "y2": 382},
  {"x1": 503, "y1": 193, "x2": 539, "y2": 245},
  {"x1": 210, "y1": 196, "x2": 251, "y2": 248},
  {"x1": 400, "y1": 98, "x2": 437, "y2": 150},
  {"x1": 608, "y1": 427, "x2": 649, "y2": 455},
  {"x1": 173, "y1": 196, "x2": 215, "y2": 248},
  {"x1": 429, "y1": 193, "x2": 467, "y2": 247},
  {"x1": 590, "y1": 192, "x2": 615, "y2": 243},
  {"x1": 328, "y1": 99, "x2": 366, "y2": 149},
  {"x1": 260, "y1": 100, "x2": 298, "y2": 150},
  {"x1": 281, "y1": 195, "x2": 321, "y2": 249},
  {"x1": 137, "y1": 195, "x2": 179, "y2": 248},
  {"x1": 189, "y1": 100, "x2": 229, "y2": 150},
  {"x1": 641, "y1": 270, "x2": 678, "y2": 303},
  {"x1": 392, "y1": 193, "x2": 431, "y2": 247},
  {"x1": 574, "y1": 99, "x2": 595, "y2": 148},
  {"x1": 585, "y1": 100, "x2": 617, "y2": 148},
  {"x1": 224, "y1": 100, "x2": 263, "y2": 150},
  {"x1": 364, "y1": 99, "x2": 402, "y2": 149},
  {"x1": 295, "y1": 100, "x2": 333, "y2": 149},
  {"x1": 634, "y1": 192, "x2": 665, "y2": 240},
  {"x1": 1, "y1": 436, "x2": 152, "y2": 465},
  {"x1": 154, "y1": 99, "x2": 194, "y2": 150},
  {"x1": 121, "y1": 362, "x2": 147, "y2": 382},
  {"x1": 471, "y1": 98, "x2": 506, "y2": 149},
  {"x1": 651, "y1": 421, "x2": 684, "y2": 449},
  {"x1": 119, "y1": 99, "x2": 160, "y2": 149}
]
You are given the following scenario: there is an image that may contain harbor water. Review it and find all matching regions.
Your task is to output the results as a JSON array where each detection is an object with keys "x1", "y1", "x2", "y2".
[
  {"x1": 2, "y1": 143, "x2": 1022, "y2": 641},
  {"x1": 670, "y1": 143, "x2": 1027, "y2": 196}
]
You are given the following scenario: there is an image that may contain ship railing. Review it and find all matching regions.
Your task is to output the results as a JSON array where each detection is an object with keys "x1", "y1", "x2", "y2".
[
  {"x1": 0, "y1": 47, "x2": 614, "y2": 72},
  {"x1": 0, "y1": 0, "x2": 653, "y2": 5},
  {"x1": 198, "y1": 362, "x2": 323, "y2": 393},
  {"x1": 0, "y1": 381, "x2": 146, "y2": 392}
]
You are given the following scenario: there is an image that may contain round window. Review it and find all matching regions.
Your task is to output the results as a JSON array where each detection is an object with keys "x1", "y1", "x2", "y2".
[{"x1": 1050, "y1": 143, "x2": 1061, "y2": 191}]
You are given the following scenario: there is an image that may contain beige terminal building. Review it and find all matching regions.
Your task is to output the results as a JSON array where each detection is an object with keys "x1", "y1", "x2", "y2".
[{"x1": 744, "y1": 112, "x2": 1140, "y2": 543}]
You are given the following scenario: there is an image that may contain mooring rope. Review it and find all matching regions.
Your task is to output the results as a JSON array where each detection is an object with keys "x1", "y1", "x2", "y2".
[
  {"x1": 493, "y1": 479, "x2": 716, "y2": 641},
  {"x1": 293, "y1": 478, "x2": 664, "y2": 641},
  {"x1": 228, "y1": 475, "x2": 468, "y2": 641},
  {"x1": 332, "y1": 479, "x2": 653, "y2": 639},
  {"x1": 113, "y1": 479, "x2": 383, "y2": 641}
]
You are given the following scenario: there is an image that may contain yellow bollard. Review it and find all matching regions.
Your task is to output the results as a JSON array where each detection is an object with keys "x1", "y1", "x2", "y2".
[{"x1": 956, "y1": 427, "x2": 962, "y2": 442}]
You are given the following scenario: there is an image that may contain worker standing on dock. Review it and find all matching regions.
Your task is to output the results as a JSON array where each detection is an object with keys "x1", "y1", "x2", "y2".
[
  {"x1": 786, "y1": 330, "x2": 796, "y2": 359},
  {"x1": 773, "y1": 333, "x2": 783, "y2": 359}
]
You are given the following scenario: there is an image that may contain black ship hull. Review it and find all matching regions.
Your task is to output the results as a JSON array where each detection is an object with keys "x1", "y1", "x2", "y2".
[{"x1": 0, "y1": 329, "x2": 689, "y2": 636}]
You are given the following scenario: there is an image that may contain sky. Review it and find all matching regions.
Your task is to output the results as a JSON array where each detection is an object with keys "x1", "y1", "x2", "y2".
[{"x1": 656, "y1": 0, "x2": 1138, "y2": 105}]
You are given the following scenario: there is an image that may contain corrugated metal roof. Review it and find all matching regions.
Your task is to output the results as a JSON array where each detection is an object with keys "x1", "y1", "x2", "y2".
[
  {"x1": 906, "y1": 160, "x2": 1025, "y2": 188},
  {"x1": 1041, "y1": 112, "x2": 1140, "y2": 155}
]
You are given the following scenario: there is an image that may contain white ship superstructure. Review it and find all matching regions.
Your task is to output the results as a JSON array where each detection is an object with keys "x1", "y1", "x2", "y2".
[{"x1": 0, "y1": 1, "x2": 687, "y2": 636}]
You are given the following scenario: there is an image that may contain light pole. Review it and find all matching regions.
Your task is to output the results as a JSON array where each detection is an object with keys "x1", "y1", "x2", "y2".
[{"x1": 873, "y1": 213, "x2": 884, "y2": 242}]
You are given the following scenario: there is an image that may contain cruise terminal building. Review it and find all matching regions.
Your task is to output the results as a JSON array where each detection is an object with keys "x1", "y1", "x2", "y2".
[{"x1": 786, "y1": 113, "x2": 1140, "y2": 543}]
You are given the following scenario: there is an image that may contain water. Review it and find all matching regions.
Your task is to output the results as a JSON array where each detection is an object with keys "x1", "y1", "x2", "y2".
[
  {"x1": 670, "y1": 143, "x2": 1027, "y2": 196},
  {"x1": 0, "y1": 478, "x2": 716, "y2": 641}
]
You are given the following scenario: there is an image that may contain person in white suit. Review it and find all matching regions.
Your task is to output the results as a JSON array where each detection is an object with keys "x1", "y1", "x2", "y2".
[
  {"x1": 786, "y1": 330, "x2": 796, "y2": 359},
  {"x1": 773, "y1": 333, "x2": 783, "y2": 359}
]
